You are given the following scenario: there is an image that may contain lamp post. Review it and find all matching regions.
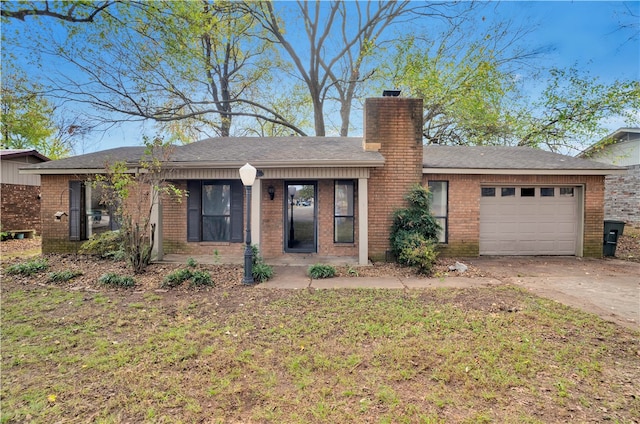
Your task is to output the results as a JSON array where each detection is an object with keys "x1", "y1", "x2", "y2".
[
  {"x1": 288, "y1": 185, "x2": 296, "y2": 248},
  {"x1": 239, "y1": 163, "x2": 257, "y2": 285}
]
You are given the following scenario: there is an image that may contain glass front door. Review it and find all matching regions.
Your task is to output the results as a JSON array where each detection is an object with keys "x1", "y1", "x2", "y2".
[{"x1": 284, "y1": 182, "x2": 317, "y2": 252}]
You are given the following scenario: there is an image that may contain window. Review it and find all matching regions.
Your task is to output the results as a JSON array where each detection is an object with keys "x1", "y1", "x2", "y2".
[
  {"x1": 501, "y1": 187, "x2": 516, "y2": 197},
  {"x1": 540, "y1": 188, "x2": 555, "y2": 197},
  {"x1": 481, "y1": 187, "x2": 496, "y2": 197},
  {"x1": 560, "y1": 187, "x2": 574, "y2": 197},
  {"x1": 202, "y1": 183, "x2": 231, "y2": 241},
  {"x1": 521, "y1": 187, "x2": 535, "y2": 197},
  {"x1": 428, "y1": 181, "x2": 448, "y2": 243},
  {"x1": 69, "y1": 181, "x2": 120, "y2": 241},
  {"x1": 334, "y1": 180, "x2": 354, "y2": 243},
  {"x1": 187, "y1": 180, "x2": 244, "y2": 242}
]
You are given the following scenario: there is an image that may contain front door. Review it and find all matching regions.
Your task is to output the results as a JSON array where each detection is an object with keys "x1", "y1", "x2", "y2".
[{"x1": 284, "y1": 182, "x2": 317, "y2": 253}]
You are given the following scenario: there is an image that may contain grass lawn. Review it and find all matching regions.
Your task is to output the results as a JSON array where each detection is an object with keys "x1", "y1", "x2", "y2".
[{"x1": 2, "y1": 280, "x2": 639, "y2": 423}]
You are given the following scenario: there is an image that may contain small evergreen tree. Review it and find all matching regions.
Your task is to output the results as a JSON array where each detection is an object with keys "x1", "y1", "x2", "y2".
[{"x1": 389, "y1": 184, "x2": 441, "y2": 274}]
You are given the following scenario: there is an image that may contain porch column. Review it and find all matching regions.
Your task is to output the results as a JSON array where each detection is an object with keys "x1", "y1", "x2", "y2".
[
  {"x1": 151, "y1": 188, "x2": 163, "y2": 261},
  {"x1": 251, "y1": 178, "x2": 261, "y2": 249},
  {"x1": 358, "y1": 178, "x2": 368, "y2": 265}
]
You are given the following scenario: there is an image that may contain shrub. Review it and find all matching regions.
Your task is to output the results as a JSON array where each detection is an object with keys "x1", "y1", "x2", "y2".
[
  {"x1": 390, "y1": 184, "x2": 440, "y2": 275},
  {"x1": 190, "y1": 270, "x2": 213, "y2": 287},
  {"x1": 186, "y1": 257, "x2": 197, "y2": 268},
  {"x1": 79, "y1": 231, "x2": 125, "y2": 260},
  {"x1": 48, "y1": 270, "x2": 83, "y2": 283},
  {"x1": 98, "y1": 272, "x2": 135, "y2": 287},
  {"x1": 252, "y1": 262, "x2": 274, "y2": 283},
  {"x1": 250, "y1": 244, "x2": 274, "y2": 283},
  {"x1": 162, "y1": 268, "x2": 193, "y2": 288},
  {"x1": 6, "y1": 258, "x2": 49, "y2": 276},
  {"x1": 308, "y1": 263, "x2": 336, "y2": 279}
]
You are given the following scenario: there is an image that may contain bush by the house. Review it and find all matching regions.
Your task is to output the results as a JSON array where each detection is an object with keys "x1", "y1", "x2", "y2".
[
  {"x1": 251, "y1": 245, "x2": 274, "y2": 283},
  {"x1": 79, "y1": 230, "x2": 125, "y2": 261},
  {"x1": 308, "y1": 264, "x2": 336, "y2": 279},
  {"x1": 390, "y1": 184, "x2": 440, "y2": 274},
  {"x1": 98, "y1": 272, "x2": 136, "y2": 287},
  {"x1": 6, "y1": 258, "x2": 49, "y2": 276},
  {"x1": 162, "y1": 259, "x2": 214, "y2": 288},
  {"x1": 48, "y1": 270, "x2": 83, "y2": 283}
]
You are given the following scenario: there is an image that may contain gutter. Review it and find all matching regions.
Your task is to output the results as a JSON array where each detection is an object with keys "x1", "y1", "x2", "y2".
[{"x1": 422, "y1": 167, "x2": 628, "y2": 176}]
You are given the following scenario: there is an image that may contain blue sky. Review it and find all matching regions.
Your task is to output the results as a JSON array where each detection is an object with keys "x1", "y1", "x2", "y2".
[{"x1": 3, "y1": 1, "x2": 639, "y2": 153}]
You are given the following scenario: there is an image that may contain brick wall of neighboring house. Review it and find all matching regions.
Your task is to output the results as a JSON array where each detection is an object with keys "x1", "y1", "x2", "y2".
[
  {"x1": 604, "y1": 165, "x2": 640, "y2": 227},
  {"x1": 366, "y1": 97, "x2": 424, "y2": 261},
  {"x1": 423, "y1": 174, "x2": 606, "y2": 258},
  {"x1": 1, "y1": 183, "x2": 42, "y2": 234}
]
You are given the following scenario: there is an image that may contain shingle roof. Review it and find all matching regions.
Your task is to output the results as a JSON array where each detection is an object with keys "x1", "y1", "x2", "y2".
[
  {"x1": 172, "y1": 137, "x2": 382, "y2": 166},
  {"x1": 0, "y1": 149, "x2": 50, "y2": 162},
  {"x1": 23, "y1": 146, "x2": 147, "y2": 170},
  {"x1": 23, "y1": 137, "x2": 383, "y2": 171},
  {"x1": 423, "y1": 145, "x2": 622, "y2": 171}
]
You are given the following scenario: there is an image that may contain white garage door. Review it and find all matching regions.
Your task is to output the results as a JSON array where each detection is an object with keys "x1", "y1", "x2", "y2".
[{"x1": 480, "y1": 186, "x2": 579, "y2": 255}]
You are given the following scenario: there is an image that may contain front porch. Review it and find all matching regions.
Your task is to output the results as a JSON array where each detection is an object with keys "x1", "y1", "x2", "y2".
[{"x1": 159, "y1": 253, "x2": 363, "y2": 266}]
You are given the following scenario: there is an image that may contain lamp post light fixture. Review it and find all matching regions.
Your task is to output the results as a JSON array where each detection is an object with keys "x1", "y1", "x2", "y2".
[
  {"x1": 288, "y1": 185, "x2": 296, "y2": 248},
  {"x1": 239, "y1": 163, "x2": 257, "y2": 285}
]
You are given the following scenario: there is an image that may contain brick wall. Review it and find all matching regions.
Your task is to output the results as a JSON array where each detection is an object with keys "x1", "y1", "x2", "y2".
[
  {"x1": 365, "y1": 97, "x2": 424, "y2": 261},
  {"x1": 604, "y1": 165, "x2": 640, "y2": 227},
  {"x1": 423, "y1": 173, "x2": 606, "y2": 258},
  {"x1": 1, "y1": 183, "x2": 42, "y2": 234},
  {"x1": 40, "y1": 175, "x2": 81, "y2": 253}
]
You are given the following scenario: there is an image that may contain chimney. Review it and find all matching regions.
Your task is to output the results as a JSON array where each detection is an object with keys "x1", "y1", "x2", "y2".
[{"x1": 364, "y1": 96, "x2": 424, "y2": 261}]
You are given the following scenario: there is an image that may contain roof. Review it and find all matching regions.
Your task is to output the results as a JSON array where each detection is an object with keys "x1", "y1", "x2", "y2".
[
  {"x1": 0, "y1": 149, "x2": 50, "y2": 162},
  {"x1": 20, "y1": 137, "x2": 384, "y2": 174},
  {"x1": 423, "y1": 145, "x2": 625, "y2": 175},
  {"x1": 578, "y1": 127, "x2": 640, "y2": 158},
  {"x1": 172, "y1": 137, "x2": 383, "y2": 168}
]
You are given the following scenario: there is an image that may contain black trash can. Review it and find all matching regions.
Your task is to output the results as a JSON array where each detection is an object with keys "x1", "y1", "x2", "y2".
[{"x1": 603, "y1": 220, "x2": 625, "y2": 257}]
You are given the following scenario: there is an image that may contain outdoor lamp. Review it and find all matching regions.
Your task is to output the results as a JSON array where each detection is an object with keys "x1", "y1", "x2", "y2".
[
  {"x1": 239, "y1": 163, "x2": 257, "y2": 285},
  {"x1": 267, "y1": 185, "x2": 275, "y2": 201},
  {"x1": 239, "y1": 163, "x2": 257, "y2": 186}
]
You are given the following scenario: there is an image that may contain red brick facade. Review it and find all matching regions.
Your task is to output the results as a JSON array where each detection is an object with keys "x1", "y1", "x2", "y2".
[
  {"x1": 423, "y1": 174, "x2": 606, "y2": 257},
  {"x1": 1, "y1": 184, "x2": 42, "y2": 235}
]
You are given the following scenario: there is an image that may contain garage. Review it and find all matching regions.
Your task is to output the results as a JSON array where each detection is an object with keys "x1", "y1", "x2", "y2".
[{"x1": 480, "y1": 186, "x2": 580, "y2": 255}]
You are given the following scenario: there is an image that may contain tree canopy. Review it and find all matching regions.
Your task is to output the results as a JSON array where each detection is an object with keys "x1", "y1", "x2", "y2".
[{"x1": 2, "y1": 0, "x2": 638, "y2": 154}]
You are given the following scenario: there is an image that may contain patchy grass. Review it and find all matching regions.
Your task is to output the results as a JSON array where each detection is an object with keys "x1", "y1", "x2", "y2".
[{"x1": 1, "y1": 282, "x2": 638, "y2": 423}]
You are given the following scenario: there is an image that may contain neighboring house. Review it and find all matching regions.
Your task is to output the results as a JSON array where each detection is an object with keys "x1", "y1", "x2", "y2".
[
  {"x1": 579, "y1": 128, "x2": 640, "y2": 227},
  {"x1": 21, "y1": 97, "x2": 623, "y2": 263},
  {"x1": 1, "y1": 149, "x2": 50, "y2": 236}
]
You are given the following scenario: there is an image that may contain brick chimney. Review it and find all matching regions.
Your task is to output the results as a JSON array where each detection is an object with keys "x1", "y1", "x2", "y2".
[{"x1": 365, "y1": 96, "x2": 423, "y2": 261}]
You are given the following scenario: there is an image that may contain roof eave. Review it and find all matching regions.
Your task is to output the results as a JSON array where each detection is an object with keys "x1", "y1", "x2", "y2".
[{"x1": 422, "y1": 167, "x2": 626, "y2": 176}]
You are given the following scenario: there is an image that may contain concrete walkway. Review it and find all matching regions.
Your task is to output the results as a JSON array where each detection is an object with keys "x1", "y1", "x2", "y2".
[{"x1": 258, "y1": 265, "x2": 503, "y2": 289}]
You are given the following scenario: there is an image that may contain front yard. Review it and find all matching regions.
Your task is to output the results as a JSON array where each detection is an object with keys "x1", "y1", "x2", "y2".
[{"x1": 2, "y1": 268, "x2": 639, "y2": 423}]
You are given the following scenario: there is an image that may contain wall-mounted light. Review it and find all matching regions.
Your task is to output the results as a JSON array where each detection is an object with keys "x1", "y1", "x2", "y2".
[
  {"x1": 55, "y1": 211, "x2": 68, "y2": 220},
  {"x1": 267, "y1": 185, "x2": 275, "y2": 200}
]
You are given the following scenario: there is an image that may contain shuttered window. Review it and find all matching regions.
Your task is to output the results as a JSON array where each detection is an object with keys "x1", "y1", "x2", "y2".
[{"x1": 187, "y1": 180, "x2": 243, "y2": 242}]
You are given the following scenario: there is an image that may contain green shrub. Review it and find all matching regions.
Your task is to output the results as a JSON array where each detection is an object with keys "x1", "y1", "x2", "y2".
[
  {"x1": 48, "y1": 270, "x2": 83, "y2": 283},
  {"x1": 98, "y1": 272, "x2": 135, "y2": 287},
  {"x1": 250, "y1": 244, "x2": 273, "y2": 283},
  {"x1": 162, "y1": 268, "x2": 193, "y2": 288},
  {"x1": 6, "y1": 258, "x2": 49, "y2": 276},
  {"x1": 186, "y1": 257, "x2": 197, "y2": 268},
  {"x1": 252, "y1": 262, "x2": 274, "y2": 283},
  {"x1": 395, "y1": 234, "x2": 439, "y2": 274},
  {"x1": 190, "y1": 270, "x2": 213, "y2": 287},
  {"x1": 308, "y1": 264, "x2": 336, "y2": 279},
  {"x1": 79, "y1": 231, "x2": 125, "y2": 260},
  {"x1": 389, "y1": 184, "x2": 440, "y2": 275}
]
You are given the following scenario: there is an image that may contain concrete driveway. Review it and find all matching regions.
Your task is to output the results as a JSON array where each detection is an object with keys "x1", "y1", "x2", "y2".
[{"x1": 464, "y1": 256, "x2": 640, "y2": 330}]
